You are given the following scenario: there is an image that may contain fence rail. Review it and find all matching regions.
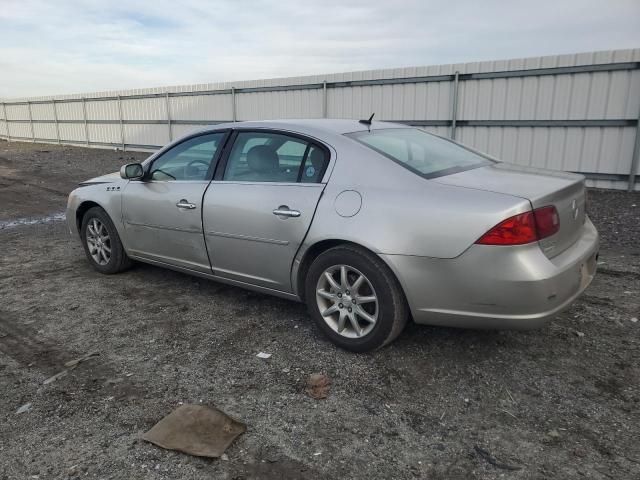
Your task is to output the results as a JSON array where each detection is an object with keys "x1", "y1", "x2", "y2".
[{"x1": 1, "y1": 49, "x2": 639, "y2": 190}]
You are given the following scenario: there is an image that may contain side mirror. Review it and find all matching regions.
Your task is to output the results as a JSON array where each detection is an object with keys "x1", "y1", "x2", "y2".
[{"x1": 120, "y1": 163, "x2": 144, "y2": 180}]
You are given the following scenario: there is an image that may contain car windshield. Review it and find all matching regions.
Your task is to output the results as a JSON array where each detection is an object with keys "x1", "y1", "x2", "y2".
[{"x1": 347, "y1": 128, "x2": 494, "y2": 178}]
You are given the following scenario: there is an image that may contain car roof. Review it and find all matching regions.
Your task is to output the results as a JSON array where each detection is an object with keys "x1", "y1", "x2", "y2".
[{"x1": 201, "y1": 118, "x2": 411, "y2": 139}]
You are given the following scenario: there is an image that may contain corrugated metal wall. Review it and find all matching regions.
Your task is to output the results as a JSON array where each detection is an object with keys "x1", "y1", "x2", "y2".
[{"x1": 1, "y1": 48, "x2": 639, "y2": 190}]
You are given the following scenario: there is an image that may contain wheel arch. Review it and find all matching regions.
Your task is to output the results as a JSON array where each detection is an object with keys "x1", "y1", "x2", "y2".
[
  {"x1": 75, "y1": 200, "x2": 104, "y2": 235},
  {"x1": 294, "y1": 239, "x2": 408, "y2": 306}
]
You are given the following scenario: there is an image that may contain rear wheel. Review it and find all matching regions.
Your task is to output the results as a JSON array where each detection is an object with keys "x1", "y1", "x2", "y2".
[
  {"x1": 80, "y1": 207, "x2": 132, "y2": 274},
  {"x1": 305, "y1": 245, "x2": 408, "y2": 352}
]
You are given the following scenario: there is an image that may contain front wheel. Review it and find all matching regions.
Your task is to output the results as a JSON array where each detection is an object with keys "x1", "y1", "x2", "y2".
[
  {"x1": 305, "y1": 245, "x2": 408, "y2": 352},
  {"x1": 80, "y1": 207, "x2": 132, "y2": 274}
]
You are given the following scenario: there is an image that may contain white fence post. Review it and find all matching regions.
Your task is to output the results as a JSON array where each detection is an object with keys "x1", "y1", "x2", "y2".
[
  {"x1": 629, "y1": 110, "x2": 640, "y2": 192},
  {"x1": 82, "y1": 97, "x2": 89, "y2": 146},
  {"x1": 52, "y1": 100, "x2": 60, "y2": 144},
  {"x1": 27, "y1": 101, "x2": 35, "y2": 142},
  {"x1": 323, "y1": 81, "x2": 327, "y2": 118},
  {"x1": 117, "y1": 95, "x2": 125, "y2": 151},
  {"x1": 450, "y1": 71, "x2": 460, "y2": 140},
  {"x1": 165, "y1": 92, "x2": 172, "y2": 142},
  {"x1": 1, "y1": 102, "x2": 9, "y2": 142},
  {"x1": 231, "y1": 87, "x2": 237, "y2": 122}
]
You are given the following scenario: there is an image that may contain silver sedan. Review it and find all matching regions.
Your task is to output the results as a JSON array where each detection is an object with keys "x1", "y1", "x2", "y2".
[{"x1": 67, "y1": 119, "x2": 599, "y2": 351}]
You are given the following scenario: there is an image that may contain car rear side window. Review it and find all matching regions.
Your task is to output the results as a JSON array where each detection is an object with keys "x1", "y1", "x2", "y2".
[
  {"x1": 223, "y1": 131, "x2": 328, "y2": 183},
  {"x1": 347, "y1": 128, "x2": 493, "y2": 178}
]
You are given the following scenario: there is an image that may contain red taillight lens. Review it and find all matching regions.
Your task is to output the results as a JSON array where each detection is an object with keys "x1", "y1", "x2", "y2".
[
  {"x1": 476, "y1": 212, "x2": 538, "y2": 245},
  {"x1": 476, "y1": 206, "x2": 560, "y2": 246},
  {"x1": 533, "y1": 206, "x2": 560, "y2": 239}
]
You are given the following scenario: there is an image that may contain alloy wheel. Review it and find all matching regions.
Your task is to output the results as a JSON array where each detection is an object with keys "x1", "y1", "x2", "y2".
[
  {"x1": 315, "y1": 264, "x2": 379, "y2": 338},
  {"x1": 85, "y1": 218, "x2": 111, "y2": 266}
]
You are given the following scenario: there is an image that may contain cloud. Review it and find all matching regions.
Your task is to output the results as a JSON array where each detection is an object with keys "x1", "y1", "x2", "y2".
[{"x1": 1, "y1": 0, "x2": 639, "y2": 98}]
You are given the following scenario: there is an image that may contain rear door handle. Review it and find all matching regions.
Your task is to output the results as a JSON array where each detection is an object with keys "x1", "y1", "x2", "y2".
[
  {"x1": 176, "y1": 199, "x2": 197, "y2": 210},
  {"x1": 273, "y1": 206, "x2": 301, "y2": 218}
]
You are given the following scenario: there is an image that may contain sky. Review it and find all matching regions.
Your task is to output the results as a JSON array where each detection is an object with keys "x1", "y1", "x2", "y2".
[{"x1": 1, "y1": 0, "x2": 639, "y2": 98}]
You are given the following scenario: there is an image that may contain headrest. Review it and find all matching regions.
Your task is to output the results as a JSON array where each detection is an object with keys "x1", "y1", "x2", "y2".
[
  {"x1": 308, "y1": 148, "x2": 325, "y2": 169},
  {"x1": 247, "y1": 145, "x2": 279, "y2": 173}
]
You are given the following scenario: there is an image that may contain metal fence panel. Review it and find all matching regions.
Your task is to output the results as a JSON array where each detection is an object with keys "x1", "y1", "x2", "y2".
[
  {"x1": 59, "y1": 123, "x2": 86, "y2": 142},
  {"x1": 1, "y1": 48, "x2": 639, "y2": 190},
  {"x1": 85, "y1": 100, "x2": 120, "y2": 121},
  {"x1": 170, "y1": 94, "x2": 233, "y2": 121},
  {"x1": 32, "y1": 122, "x2": 57, "y2": 140},
  {"x1": 7, "y1": 122, "x2": 32, "y2": 138},
  {"x1": 55, "y1": 101, "x2": 84, "y2": 121},
  {"x1": 457, "y1": 125, "x2": 636, "y2": 174},
  {"x1": 87, "y1": 123, "x2": 120, "y2": 144},
  {"x1": 237, "y1": 89, "x2": 323, "y2": 120},
  {"x1": 123, "y1": 123, "x2": 168, "y2": 147},
  {"x1": 121, "y1": 97, "x2": 166, "y2": 121},
  {"x1": 169, "y1": 123, "x2": 214, "y2": 139},
  {"x1": 30, "y1": 102, "x2": 56, "y2": 121},
  {"x1": 5, "y1": 104, "x2": 30, "y2": 120}
]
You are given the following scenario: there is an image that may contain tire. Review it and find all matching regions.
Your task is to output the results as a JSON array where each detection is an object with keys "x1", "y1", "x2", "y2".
[
  {"x1": 305, "y1": 245, "x2": 408, "y2": 352},
  {"x1": 80, "y1": 206, "x2": 132, "y2": 274}
]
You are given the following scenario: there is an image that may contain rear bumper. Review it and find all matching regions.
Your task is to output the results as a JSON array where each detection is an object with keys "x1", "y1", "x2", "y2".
[{"x1": 382, "y1": 216, "x2": 599, "y2": 330}]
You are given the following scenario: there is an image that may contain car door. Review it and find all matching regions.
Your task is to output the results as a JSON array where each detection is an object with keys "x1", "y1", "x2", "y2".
[
  {"x1": 122, "y1": 131, "x2": 229, "y2": 273},
  {"x1": 202, "y1": 130, "x2": 330, "y2": 291}
]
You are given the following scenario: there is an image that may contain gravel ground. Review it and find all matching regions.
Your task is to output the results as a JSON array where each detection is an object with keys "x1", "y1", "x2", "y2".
[{"x1": 1, "y1": 140, "x2": 639, "y2": 480}]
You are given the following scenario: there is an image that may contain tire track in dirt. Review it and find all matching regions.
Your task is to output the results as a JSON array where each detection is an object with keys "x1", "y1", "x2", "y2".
[
  {"x1": 0, "y1": 174, "x2": 70, "y2": 196},
  {"x1": 0, "y1": 309, "x2": 76, "y2": 373},
  {"x1": 0, "y1": 309, "x2": 145, "y2": 401}
]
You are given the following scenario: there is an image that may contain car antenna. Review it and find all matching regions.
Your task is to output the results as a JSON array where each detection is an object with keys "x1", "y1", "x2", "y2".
[{"x1": 359, "y1": 113, "x2": 375, "y2": 126}]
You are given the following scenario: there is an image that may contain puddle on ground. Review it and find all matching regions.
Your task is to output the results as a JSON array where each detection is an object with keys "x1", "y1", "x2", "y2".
[{"x1": 0, "y1": 212, "x2": 66, "y2": 230}]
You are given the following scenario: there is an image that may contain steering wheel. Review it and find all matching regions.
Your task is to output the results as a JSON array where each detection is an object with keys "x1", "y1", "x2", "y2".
[
  {"x1": 186, "y1": 159, "x2": 210, "y2": 169},
  {"x1": 185, "y1": 159, "x2": 211, "y2": 177}
]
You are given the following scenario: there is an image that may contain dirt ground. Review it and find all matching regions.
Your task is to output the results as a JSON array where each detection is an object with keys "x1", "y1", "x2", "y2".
[{"x1": 1, "y1": 139, "x2": 639, "y2": 480}]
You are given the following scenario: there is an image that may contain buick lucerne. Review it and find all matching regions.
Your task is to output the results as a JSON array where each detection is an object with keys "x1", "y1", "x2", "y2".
[{"x1": 67, "y1": 119, "x2": 598, "y2": 351}]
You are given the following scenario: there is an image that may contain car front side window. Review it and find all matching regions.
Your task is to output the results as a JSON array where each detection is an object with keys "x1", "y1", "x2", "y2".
[{"x1": 149, "y1": 133, "x2": 226, "y2": 181}]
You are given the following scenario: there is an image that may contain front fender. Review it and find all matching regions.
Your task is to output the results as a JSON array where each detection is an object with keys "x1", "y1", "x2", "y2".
[{"x1": 66, "y1": 180, "x2": 128, "y2": 247}]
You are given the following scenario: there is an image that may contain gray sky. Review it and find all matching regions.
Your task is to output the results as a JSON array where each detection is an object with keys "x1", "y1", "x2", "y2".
[{"x1": 1, "y1": 0, "x2": 639, "y2": 98}]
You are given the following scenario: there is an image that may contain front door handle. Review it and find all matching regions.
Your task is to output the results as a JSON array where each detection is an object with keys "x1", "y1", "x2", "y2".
[
  {"x1": 273, "y1": 205, "x2": 301, "y2": 218},
  {"x1": 176, "y1": 199, "x2": 197, "y2": 210}
]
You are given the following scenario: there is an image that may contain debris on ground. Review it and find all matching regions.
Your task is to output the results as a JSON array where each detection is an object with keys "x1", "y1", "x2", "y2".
[
  {"x1": 42, "y1": 351, "x2": 100, "y2": 385},
  {"x1": 142, "y1": 404, "x2": 246, "y2": 458},
  {"x1": 305, "y1": 373, "x2": 331, "y2": 399},
  {"x1": 15, "y1": 402, "x2": 32, "y2": 414},
  {"x1": 547, "y1": 429, "x2": 561, "y2": 438},
  {"x1": 256, "y1": 352, "x2": 271, "y2": 359},
  {"x1": 575, "y1": 331, "x2": 585, "y2": 337},
  {"x1": 43, "y1": 370, "x2": 68, "y2": 385},
  {"x1": 474, "y1": 445, "x2": 522, "y2": 471},
  {"x1": 544, "y1": 429, "x2": 562, "y2": 444},
  {"x1": 64, "y1": 351, "x2": 99, "y2": 368},
  {"x1": 499, "y1": 408, "x2": 518, "y2": 419},
  {"x1": 631, "y1": 317, "x2": 638, "y2": 323}
]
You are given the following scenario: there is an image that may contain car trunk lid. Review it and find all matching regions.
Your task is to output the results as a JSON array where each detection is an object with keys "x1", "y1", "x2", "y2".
[{"x1": 433, "y1": 163, "x2": 586, "y2": 258}]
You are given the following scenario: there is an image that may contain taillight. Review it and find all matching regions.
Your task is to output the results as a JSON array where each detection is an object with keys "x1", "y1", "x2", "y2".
[
  {"x1": 476, "y1": 206, "x2": 560, "y2": 246},
  {"x1": 476, "y1": 212, "x2": 537, "y2": 245},
  {"x1": 533, "y1": 206, "x2": 560, "y2": 239}
]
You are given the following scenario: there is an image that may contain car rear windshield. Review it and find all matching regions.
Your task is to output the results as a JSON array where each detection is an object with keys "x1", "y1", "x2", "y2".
[{"x1": 346, "y1": 128, "x2": 494, "y2": 178}]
